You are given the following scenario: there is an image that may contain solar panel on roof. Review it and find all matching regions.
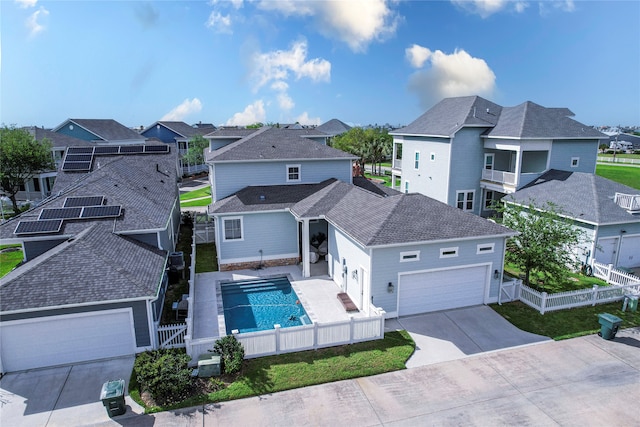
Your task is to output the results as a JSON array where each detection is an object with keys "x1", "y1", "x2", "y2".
[
  {"x1": 64, "y1": 154, "x2": 93, "y2": 162},
  {"x1": 14, "y1": 219, "x2": 63, "y2": 235},
  {"x1": 80, "y1": 205, "x2": 122, "y2": 219},
  {"x1": 66, "y1": 146, "x2": 94, "y2": 154},
  {"x1": 64, "y1": 196, "x2": 105, "y2": 207},
  {"x1": 94, "y1": 146, "x2": 120, "y2": 155},
  {"x1": 119, "y1": 145, "x2": 144, "y2": 154},
  {"x1": 144, "y1": 145, "x2": 170, "y2": 153},
  {"x1": 61, "y1": 161, "x2": 92, "y2": 171},
  {"x1": 39, "y1": 207, "x2": 82, "y2": 220}
]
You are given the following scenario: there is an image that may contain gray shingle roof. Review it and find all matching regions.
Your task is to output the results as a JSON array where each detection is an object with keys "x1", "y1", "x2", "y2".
[
  {"x1": 206, "y1": 127, "x2": 353, "y2": 162},
  {"x1": 505, "y1": 170, "x2": 640, "y2": 225},
  {"x1": 391, "y1": 96, "x2": 502, "y2": 137},
  {"x1": 151, "y1": 121, "x2": 215, "y2": 139},
  {"x1": 212, "y1": 179, "x2": 514, "y2": 247},
  {"x1": 31, "y1": 127, "x2": 93, "y2": 147},
  {"x1": 0, "y1": 222, "x2": 166, "y2": 312},
  {"x1": 56, "y1": 119, "x2": 145, "y2": 142},
  {"x1": 486, "y1": 102, "x2": 605, "y2": 139},
  {"x1": 205, "y1": 127, "x2": 261, "y2": 138},
  {"x1": 316, "y1": 119, "x2": 352, "y2": 136},
  {"x1": 353, "y1": 176, "x2": 401, "y2": 197}
]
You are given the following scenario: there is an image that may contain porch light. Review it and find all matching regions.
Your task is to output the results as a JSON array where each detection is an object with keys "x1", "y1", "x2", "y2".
[
  {"x1": 494, "y1": 269, "x2": 500, "y2": 279},
  {"x1": 388, "y1": 282, "x2": 394, "y2": 293}
]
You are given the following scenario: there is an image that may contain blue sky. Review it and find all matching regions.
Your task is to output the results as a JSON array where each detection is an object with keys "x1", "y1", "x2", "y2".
[{"x1": 2, "y1": 1, "x2": 639, "y2": 129}]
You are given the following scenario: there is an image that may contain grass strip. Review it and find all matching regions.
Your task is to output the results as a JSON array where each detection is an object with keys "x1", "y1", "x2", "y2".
[
  {"x1": 596, "y1": 164, "x2": 640, "y2": 189},
  {"x1": 195, "y1": 243, "x2": 218, "y2": 273},
  {"x1": 0, "y1": 244, "x2": 23, "y2": 277},
  {"x1": 180, "y1": 187, "x2": 211, "y2": 201},
  {"x1": 180, "y1": 197, "x2": 212, "y2": 207}
]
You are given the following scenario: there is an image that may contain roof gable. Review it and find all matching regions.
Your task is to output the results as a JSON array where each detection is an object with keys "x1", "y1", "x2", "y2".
[
  {"x1": 54, "y1": 119, "x2": 145, "y2": 142},
  {"x1": 316, "y1": 119, "x2": 352, "y2": 135}
]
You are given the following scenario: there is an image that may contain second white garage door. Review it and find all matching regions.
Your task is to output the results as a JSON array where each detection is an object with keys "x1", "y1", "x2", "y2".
[
  {"x1": 0, "y1": 309, "x2": 136, "y2": 372},
  {"x1": 398, "y1": 265, "x2": 489, "y2": 316}
]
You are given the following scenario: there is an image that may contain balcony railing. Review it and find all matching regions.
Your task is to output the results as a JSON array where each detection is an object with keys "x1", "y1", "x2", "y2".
[
  {"x1": 481, "y1": 169, "x2": 517, "y2": 186},
  {"x1": 614, "y1": 193, "x2": 640, "y2": 212},
  {"x1": 392, "y1": 158, "x2": 402, "y2": 170}
]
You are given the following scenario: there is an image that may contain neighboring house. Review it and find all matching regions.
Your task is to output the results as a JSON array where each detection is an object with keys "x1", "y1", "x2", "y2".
[
  {"x1": 505, "y1": 170, "x2": 640, "y2": 270},
  {"x1": 0, "y1": 143, "x2": 180, "y2": 373},
  {"x1": 141, "y1": 121, "x2": 216, "y2": 175},
  {"x1": 11, "y1": 127, "x2": 92, "y2": 204},
  {"x1": 316, "y1": 118, "x2": 352, "y2": 145},
  {"x1": 390, "y1": 96, "x2": 607, "y2": 217},
  {"x1": 207, "y1": 127, "x2": 515, "y2": 318},
  {"x1": 53, "y1": 118, "x2": 146, "y2": 145}
]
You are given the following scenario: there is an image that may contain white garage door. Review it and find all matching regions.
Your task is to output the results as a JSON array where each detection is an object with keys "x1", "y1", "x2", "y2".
[
  {"x1": 1, "y1": 310, "x2": 136, "y2": 372},
  {"x1": 618, "y1": 235, "x2": 640, "y2": 269},
  {"x1": 399, "y1": 265, "x2": 489, "y2": 316},
  {"x1": 596, "y1": 237, "x2": 618, "y2": 265}
]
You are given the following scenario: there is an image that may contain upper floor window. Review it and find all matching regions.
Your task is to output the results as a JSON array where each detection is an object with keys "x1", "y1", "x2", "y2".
[
  {"x1": 456, "y1": 190, "x2": 474, "y2": 212},
  {"x1": 476, "y1": 243, "x2": 495, "y2": 254},
  {"x1": 484, "y1": 190, "x2": 494, "y2": 210},
  {"x1": 287, "y1": 164, "x2": 301, "y2": 182},
  {"x1": 404, "y1": 181, "x2": 409, "y2": 194},
  {"x1": 430, "y1": 152, "x2": 436, "y2": 161},
  {"x1": 571, "y1": 157, "x2": 579, "y2": 168},
  {"x1": 414, "y1": 151, "x2": 420, "y2": 169},
  {"x1": 484, "y1": 153, "x2": 494, "y2": 170},
  {"x1": 223, "y1": 217, "x2": 243, "y2": 241}
]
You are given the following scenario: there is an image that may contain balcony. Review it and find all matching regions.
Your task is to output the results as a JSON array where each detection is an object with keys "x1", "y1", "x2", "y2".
[
  {"x1": 615, "y1": 193, "x2": 640, "y2": 212},
  {"x1": 481, "y1": 169, "x2": 517, "y2": 186}
]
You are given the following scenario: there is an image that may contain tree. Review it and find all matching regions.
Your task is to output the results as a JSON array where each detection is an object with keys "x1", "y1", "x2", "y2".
[
  {"x1": 331, "y1": 127, "x2": 392, "y2": 175},
  {"x1": 332, "y1": 127, "x2": 368, "y2": 174},
  {"x1": 364, "y1": 128, "x2": 392, "y2": 175},
  {"x1": 181, "y1": 135, "x2": 209, "y2": 167},
  {"x1": 495, "y1": 200, "x2": 586, "y2": 288},
  {"x1": 0, "y1": 126, "x2": 54, "y2": 212}
]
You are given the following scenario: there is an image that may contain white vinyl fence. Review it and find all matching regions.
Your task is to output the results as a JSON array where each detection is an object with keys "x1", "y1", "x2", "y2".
[
  {"x1": 516, "y1": 262, "x2": 640, "y2": 314},
  {"x1": 157, "y1": 323, "x2": 187, "y2": 349}
]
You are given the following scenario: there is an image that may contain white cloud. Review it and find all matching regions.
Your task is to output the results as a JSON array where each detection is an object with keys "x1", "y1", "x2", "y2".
[
  {"x1": 251, "y1": 39, "x2": 331, "y2": 91},
  {"x1": 451, "y1": 0, "x2": 528, "y2": 18},
  {"x1": 257, "y1": 0, "x2": 400, "y2": 52},
  {"x1": 209, "y1": 0, "x2": 243, "y2": 8},
  {"x1": 295, "y1": 112, "x2": 321, "y2": 126},
  {"x1": 161, "y1": 98, "x2": 203, "y2": 121},
  {"x1": 206, "y1": 11, "x2": 232, "y2": 33},
  {"x1": 407, "y1": 48, "x2": 496, "y2": 109},
  {"x1": 406, "y1": 44, "x2": 432, "y2": 69},
  {"x1": 539, "y1": 0, "x2": 575, "y2": 15},
  {"x1": 226, "y1": 100, "x2": 266, "y2": 126},
  {"x1": 16, "y1": 0, "x2": 37, "y2": 8},
  {"x1": 26, "y1": 6, "x2": 49, "y2": 38},
  {"x1": 270, "y1": 81, "x2": 289, "y2": 92},
  {"x1": 277, "y1": 93, "x2": 295, "y2": 111}
]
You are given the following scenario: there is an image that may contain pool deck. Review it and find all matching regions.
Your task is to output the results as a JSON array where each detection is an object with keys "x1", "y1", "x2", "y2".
[{"x1": 192, "y1": 264, "x2": 370, "y2": 340}]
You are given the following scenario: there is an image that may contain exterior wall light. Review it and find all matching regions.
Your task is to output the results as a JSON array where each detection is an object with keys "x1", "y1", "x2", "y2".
[
  {"x1": 388, "y1": 282, "x2": 394, "y2": 293},
  {"x1": 494, "y1": 269, "x2": 500, "y2": 279}
]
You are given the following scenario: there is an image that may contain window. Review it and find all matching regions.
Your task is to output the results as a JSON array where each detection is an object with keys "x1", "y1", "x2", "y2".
[
  {"x1": 484, "y1": 190, "x2": 494, "y2": 210},
  {"x1": 440, "y1": 247, "x2": 459, "y2": 258},
  {"x1": 430, "y1": 152, "x2": 436, "y2": 161},
  {"x1": 404, "y1": 181, "x2": 409, "y2": 194},
  {"x1": 484, "y1": 153, "x2": 494, "y2": 170},
  {"x1": 33, "y1": 178, "x2": 40, "y2": 192},
  {"x1": 477, "y1": 243, "x2": 495, "y2": 254},
  {"x1": 400, "y1": 251, "x2": 420, "y2": 262},
  {"x1": 456, "y1": 190, "x2": 474, "y2": 212},
  {"x1": 414, "y1": 151, "x2": 420, "y2": 169},
  {"x1": 287, "y1": 164, "x2": 301, "y2": 182},
  {"x1": 571, "y1": 157, "x2": 579, "y2": 168},
  {"x1": 223, "y1": 217, "x2": 243, "y2": 241}
]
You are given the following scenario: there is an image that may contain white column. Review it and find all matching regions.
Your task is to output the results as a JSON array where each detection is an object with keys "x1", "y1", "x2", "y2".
[{"x1": 301, "y1": 219, "x2": 310, "y2": 278}]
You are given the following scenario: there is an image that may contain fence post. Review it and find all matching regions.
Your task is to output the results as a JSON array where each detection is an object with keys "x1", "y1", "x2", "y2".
[
  {"x1": 592, "y1": 285, "x2": 599, "y2": 306},
  {"x1": 607, "y1": 264, "x2": 614, "y2": 284},
  {"x1": 313, "y1": 322, "x2": 319, "y2": 350},
  {"x1": 541, "y1": 292, "x2": 547, "y2": 315},
  {"x1": 515, "y1": 280, "x2": 522, "y2": 301},
  {"x1": 274, "y1": 324, "x2": 281, "y2": 355},
  {"x1": 349, "y1": 316, "x2": 355, "y2": 344}
]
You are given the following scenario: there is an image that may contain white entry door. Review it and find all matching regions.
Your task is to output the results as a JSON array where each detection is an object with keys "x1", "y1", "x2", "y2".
[
  {"x1": 596, "y1": 237, "x2": 619, "y2": 265},
  {"x1": 618, "y1": 235, "x2": 640, "y2": 268}
]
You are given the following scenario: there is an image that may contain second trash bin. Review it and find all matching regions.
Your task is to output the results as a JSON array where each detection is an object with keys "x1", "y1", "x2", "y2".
[
  {"x1": 597, "y1": 313, "x2": 622, "y2": 340},
  {"x1": 100, "y1": 379, "x2": 126, "y2": 417}
]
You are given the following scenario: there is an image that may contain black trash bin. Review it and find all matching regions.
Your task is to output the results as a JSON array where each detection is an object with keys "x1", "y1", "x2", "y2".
[{"x1": 100, "y1": 379, "x2": 126, "y2": 417}]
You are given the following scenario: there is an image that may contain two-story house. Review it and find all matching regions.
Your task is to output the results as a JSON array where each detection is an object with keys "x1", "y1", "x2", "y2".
[
  {"x1": 0, "y1": 143, "x2": 180, "y2": 373},
  {"x1": 206, "y1": 127, "x2": 515, "y2": 319},
  {"x1": 53, "y1": 118, "x2": 147, "y2": 145},
  {"x1": 390, "y1": 96, "x2": 607, "y2": 217}
]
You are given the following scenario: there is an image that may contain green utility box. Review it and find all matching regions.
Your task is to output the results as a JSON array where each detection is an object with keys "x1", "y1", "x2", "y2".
[
  {"x1": 197, "y1": 353, "x2": 221, "y2": 378},
  {"x1": 597, "y1": 313, "x2": 622, "y2": 340},
  {"x1": 100, "y1": 379, "x2": 126, "y2": 417},
  {"x1": 624, "y1": 295, "x2": 638, "y2": 312}
]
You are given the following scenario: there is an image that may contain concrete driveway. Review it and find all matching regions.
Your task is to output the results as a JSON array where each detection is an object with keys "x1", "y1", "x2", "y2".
[
  {"x1": 0, "y1": 356, "x2": 143, "y2": 427},
  {"x1": 385, "y1": 305, "x2": 551, "y2": 368}
]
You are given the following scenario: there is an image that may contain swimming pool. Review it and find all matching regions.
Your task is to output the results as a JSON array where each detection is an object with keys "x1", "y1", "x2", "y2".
[{"x1": 220, "y1": 276, "x2": 311, "y2": 334}]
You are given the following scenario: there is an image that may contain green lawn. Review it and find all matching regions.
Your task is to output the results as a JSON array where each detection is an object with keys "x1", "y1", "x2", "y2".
[
  {"x1": 598, "y1": 153, "x2": 640, "y2": 159},
  {"x1": 596, "y1": 164, "x2": 640, "y2": 189},
  {"x1": 131, "y1": 330, "x2": 415, "y2": 413},
  {"x1": 195, "y1": 243, "x2": 218, "y2": 273},
  {"x1": 364, "y1": 172, "x2": 400, "y2": 188},
  {"x1": 180, "y1": 198, "x2": 212, "y2": 207},
  {"x1": 504, "y1": 262, "x2": 607, "y2": 293},
  {"x1": 180, "y1": 187, "x2": 211, "y2": 201},
  {"x1": 491, "y1": 300, "x2": 640, "y2": 340},
  {"x1": 0, "y1": 244, "x2": 23, "y2": 277}
]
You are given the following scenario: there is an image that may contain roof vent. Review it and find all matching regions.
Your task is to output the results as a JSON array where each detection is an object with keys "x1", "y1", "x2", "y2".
[{"x1": 259, "y1": 195, "x2": 266, "y2": 201}]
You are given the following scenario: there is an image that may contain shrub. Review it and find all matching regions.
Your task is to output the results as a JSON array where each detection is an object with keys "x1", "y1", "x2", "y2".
[
  {"x1": 134, "y1": 349, "x2": 192, "y2": 405},
  {"x1": 213, "y1": 335, "x2": 244, "y2": 374},
  {"x1": 209, "y1": 377, "x2": 226, "y2": 392}
]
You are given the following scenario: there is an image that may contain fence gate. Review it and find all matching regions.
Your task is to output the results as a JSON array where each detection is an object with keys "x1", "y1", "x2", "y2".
[
  {"x1": 194, "y1": 212, "x2": 215, "y2": 243},
  {"x1": 158, "y1": 323, "x2": 187, "y2": 349}
]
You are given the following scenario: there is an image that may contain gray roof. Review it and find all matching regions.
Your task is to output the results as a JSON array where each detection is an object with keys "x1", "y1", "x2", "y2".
[
  {"x1": 487, "y1": 102, "x2": 605, "y2": 139},
  {"x1": 505, "y1": 170, "x2": 640, "y2": 225},
  {"x1": 29, "y1": 127, "x2": 93, "y2": 147},
  {"x1": 352, "y1": 176, "x2": 401, "y2": 197},
  {"x1": 212, "y1": 180, "x2": 514, "y2": 247},
  {"x1": 205, "y1": 127, "x2": 261, "y2": 138},
  {"x1": 55, "y1": 119, "x2": 146, "y2": 142},
  {"x1": 392, "y1": 96, "x2": 502, "y2": 137},
  {"x1": 316, "y1": 119, "x2": 352, "y2": 136},
  {"x1": 391, "y1": 96, "x2": 605, "y2": 140},
  {"x1": 147, "y1": 121, "x2": 216, "y2": 139},
  {"x1": 0, "y1": 222, "x2": 166, "y2": 312},
  {"x1": 206, "y1": 127, "x2": 353, "y2": 163}
]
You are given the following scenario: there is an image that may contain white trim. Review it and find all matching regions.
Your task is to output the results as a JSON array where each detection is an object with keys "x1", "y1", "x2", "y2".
[
  {"x1": 286, "y1": 164, "x2": 301, "y2": 182},
  {"x1": 400, "y1": 250, "x2": 420, "y2": 262},
  {"x1": 439, "y1": 246, "x2": 459, "y2": 258},
  {"x1": 222, "y1": 216, "x2": 244, "y2": 242},
  {"x1": 484, "y1": 153, "x2": 494, "y2": 170},
  {"x1": 456, "y1": 190, "x2": 475, "y2": 212},
  {"x1": 476, "y1": 243, "x2": 495, "y2": 254},
  {"x1": 571, "y1": 157, "x2": 580, "y2": 168},
  {"x1": 404, "y1": 180, "x2": 409, "y2": 194}
]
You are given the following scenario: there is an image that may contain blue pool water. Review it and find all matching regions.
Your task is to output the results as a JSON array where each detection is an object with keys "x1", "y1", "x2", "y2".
[{"x1": 221, "y1": 276, "x2": 311, "y2": 334}]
